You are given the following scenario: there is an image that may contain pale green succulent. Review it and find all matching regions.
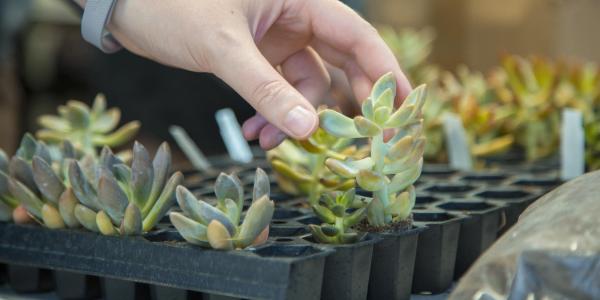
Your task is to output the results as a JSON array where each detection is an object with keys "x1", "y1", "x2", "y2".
[
  {"x1": 267, "y1": 128, "x2": 359, "y2": 205},
  {"x1": 36, "y1": 94, "x2": 140, "y2": 157},
  {"x1": 308, "y1": 188, "x2": 367, "y2": 244},
  {"x1": 68, "y1": 142, "x2": 183, "y2": 235},
  {"x1": 319, "y1": 73, "x2": 426, "y2": 227},
  {"x1": 380, "y1": 26, "x2": 436, "y2": 84},
  {"x1": 170, "y1": 169, "x2": 274, "y2": 250},
  {"x1": 2, "y1": 133, "x2": 80, "y2": 227}
]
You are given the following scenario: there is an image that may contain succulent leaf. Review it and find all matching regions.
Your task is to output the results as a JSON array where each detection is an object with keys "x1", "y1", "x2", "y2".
[
  {"x1": 319, "y1": 109, "x2": 362, "y2": 138},
  {"x1": 252, "y1": 168, "x2": 270, "y2": 203},
  {"x1": 42, "y1": 204, "x2": 65, "y2": 229},
  {"x1": 148, "y1": 142, "x2": 171, "y2": 205},
  {"x1": 91, "y1": 121, "x2": 141, "y2": 147},
  {"x1": 16, "y1": 133, "x2": 38, "y2": 160},
  {"x1": 344, "y1": 207, "x2": 366, "y2": 227},
  {"x1": 38, "y1": 116, "x2": 70, "y2": 132},
  {"x1": 367, "y1": 197, "x2": 386, "y2": 227},
  {"x1": 9, "y1": 156, "x2": 36, "y2": 192},
  {"x1": 97, "y1": 210, "x2": 118, "y2": 236},
  {"x1": 142, "y1": 172, "x2": 182, "y2": 231},
  {"x1": 97, "y1": 168, "x2": 128, "y2": 225},
  {"x1": 207, "y1": 220, "x2": 234, "y2": 250},
  {"x1": 386, "y1": 104, "x2": 415, "y2": 128},
  {"x1": 92, "y1": 108, "x2": 120, "y2": 133},
  {"x1": 68, "y1": 160, "x2": 101, "y2": 211},
  {"x1": 312, "y1": 203, "x2": 336, "y2": 224},
  {"x1": 215, "y1": 173, "x2": 243, "y2": 205},
  {"x1": 375, "y1": 88, "x2": 394, "y2": 111},
  {"x1": 121, "y1": 203, "x2": 143, "y2": 235},
  {"x1": 32, "y1": 156, "x2": 65, "y2": 204},
  {"x1": 308, "y1": 225, "x2": 338, "y2": 244},
  {"x1": 324, "y1": 158, "x2": 358, "y2": 178},
  {"x1": 236, "y1": 196, "x2": 274, "y2": 247},
  {"x1": 65, "y1": 101, "x2": 91, "y2": 128},
  {"x1": 354, "y1": 116, "x2": 381, "y2": 137},
  {"x1": 356, "y1": 169, "x2": 386, "y2": 192},
  {"x1": 270, "y1": 160, "x2": 313, "y2": 183},
  {"x1": 74, "y1": 204, "x2": 99, "y2": 232},
  {"x1": 130, "y1": 142, "x2": 154, "y2": 208},
  {"x1": 388, "y1": 159, "x2": 423, "y2": 193},
  {"x1": 58, "y1": 188, "x2": 80, "y2": 228},
  {"x1": 169, "y1": 212, "x2": 209, "y2": 246},
  {"x1": 361, "y1": 98, "x2": 374, "y2": 120},
  {"x1": 8, "y1": 178, "x2": 44, "y2": 219},
  {"x1": 387, "y1": 136, "x2": 414, "y2": 161},
  {"x1": 370, "y1": 72, "x2": 396, "y2": 102}
]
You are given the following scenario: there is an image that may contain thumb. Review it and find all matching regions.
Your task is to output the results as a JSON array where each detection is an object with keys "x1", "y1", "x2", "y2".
[{"x1": 210, "y1": 32, "x2": 318, "y2": 140}]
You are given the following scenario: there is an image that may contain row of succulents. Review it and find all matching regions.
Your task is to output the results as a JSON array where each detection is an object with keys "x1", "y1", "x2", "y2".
[
  {"x1": 269, "y1": 72, "x2": 427, "y2": 244},
  {"x1": 0, "y1": 95, "x2": 275, "y2": 251},
  {"x1": 380, "y1": 27, "x2": 600, "y2": 169}
]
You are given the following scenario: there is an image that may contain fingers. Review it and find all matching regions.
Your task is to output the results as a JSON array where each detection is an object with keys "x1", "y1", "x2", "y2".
[
  {"x1": 210, "y1": 28, "x2": 318, "y2": 140},
  {"x1": 243, "y1": 47, "x2": 331, "y2": 150},
  {"x1": 280, "y1": 47, "x2": 331, "y2": 106},
  {"x1": 242, "y1": 114, "x2": 269, "y2": 141},
  {"x1": 305, "y1": 0, "x2": 412, "y2": 101}
]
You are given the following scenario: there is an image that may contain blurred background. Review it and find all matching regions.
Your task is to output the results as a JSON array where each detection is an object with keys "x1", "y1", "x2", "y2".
[{"x1": 1, "y1": 0, "x2": 598, "y2": 160}]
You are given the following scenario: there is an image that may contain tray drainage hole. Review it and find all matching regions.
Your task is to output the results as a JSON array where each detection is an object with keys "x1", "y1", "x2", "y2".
[
  {"x1": 438, "y1": 201, "x2": 494, "y2": 212},
  {"x1": 270, "y1": 226, "x2": 309, "y2": 237},
  {"x1": 254, "y1": 245, "x2": 322, "y2": 257},
  {"x1": 270, "y1": 193, "x2": 294, "y2": 202},
  {"x1": 425, "y1": 184, "x2": 474, "y2": 194},
  {"x1": 297, "y1": 216, "x2": 321, "y2": 225},
  {"x1": 273, "y1": 209, "x2": 303, "y2": 220},
  {"x1": 272, "y1": 220, "x2": 288, "y2": 225},
  {"x1": 416, "y1": 196, "x2": 440, "y2": 205},
  {"x1": 513, "y1": 179, "x2": 561, "y2": 187},
  {"x1": 275, "y1": 238, "x2": 295, "y2": 242},
  {"x1": 413, "y1": 212, "x2": 456, "y2": 222},
  {"x1": 476, "y1": 190, "x2": 530, "y2": 199},
  {"x1": 461, "y1": 174, "x2": 507, "y2": 181}
]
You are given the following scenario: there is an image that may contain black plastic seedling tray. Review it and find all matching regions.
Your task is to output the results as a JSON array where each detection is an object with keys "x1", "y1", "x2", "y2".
[
  {"x1": 0, "y1": 156, "x2": 561, "y2": 299},
  {"x1": 412, "y1": 210, "x2": 463, "y2": 294},
  {"x1": 0, "y1": 222, "x2": 332, "y2": 300}
]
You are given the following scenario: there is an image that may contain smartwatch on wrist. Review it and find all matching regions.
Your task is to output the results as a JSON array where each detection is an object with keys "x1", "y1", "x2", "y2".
[{"x1": 81, "y1": 0, "x2": 122, "y2": 53}]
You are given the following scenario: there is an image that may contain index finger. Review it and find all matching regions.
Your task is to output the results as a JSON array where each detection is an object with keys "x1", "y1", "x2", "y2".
[{"x1": 304, "y1": 0, "x2": 413, "y2": 100}]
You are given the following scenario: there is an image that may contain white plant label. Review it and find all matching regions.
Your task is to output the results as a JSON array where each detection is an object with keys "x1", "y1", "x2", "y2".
[
  {"x1": 561, "y1": 109, "x2": 585, "y2": 180},
  {"x1": 216, "y1": 108, "x2": 253, "y2": 164},
  {"x1": 169, "y1": 125, "x2": 212, "y2": 171},
  {"x1": 443, "y1": 113, "x2": 473, "y2": 171}
]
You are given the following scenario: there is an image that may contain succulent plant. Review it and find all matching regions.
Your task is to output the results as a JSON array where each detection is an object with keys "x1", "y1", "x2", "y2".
[
  {"x1": 170, "y1": 169, "x2": 274, "y2": 250},
  {"x1": 500, "y1": 55, "x2": 561, "y2": 161},
  {"x1": 68, "y1": 142, "x2": 183, "y2": 235},
  {"x1": 380, "y1": 26, "x2": 437, "y2": 84},
  {"x1": 552, "y1": 63, "x2": 600, "y2": 170},
  {"x1": 422, "y1": 67, "x2": 516, "y2": 162},
  {"x1": 319, "y1": 73, "x2": 426, "y2": 227},
  {"x1": 308, "y1": 188, "x2": 367, "y2": 244},
  {"x1": 267, "y1": 128, "x2": 361, "y2": 205},
  {"x1": 1, "y1": 133, "x2": 80, "y2": 227},
  {"x1": 36, "y1": 94, "x2": 140, "y2": 157}
]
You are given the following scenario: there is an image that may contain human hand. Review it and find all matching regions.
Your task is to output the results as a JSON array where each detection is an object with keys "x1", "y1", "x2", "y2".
[{"x1": 104, "y1": 0, "x2": 412, "y2": 149}]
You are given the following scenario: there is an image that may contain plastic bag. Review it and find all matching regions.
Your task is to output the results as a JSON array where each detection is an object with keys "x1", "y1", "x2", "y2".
[{"x1": 450, "y1": 170, "x2": 600, "y2": 299}]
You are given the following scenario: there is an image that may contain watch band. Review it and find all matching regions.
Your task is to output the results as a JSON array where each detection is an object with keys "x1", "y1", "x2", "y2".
[{"x1": 81, "y1": 0, "x2": 122, "y2": 53}]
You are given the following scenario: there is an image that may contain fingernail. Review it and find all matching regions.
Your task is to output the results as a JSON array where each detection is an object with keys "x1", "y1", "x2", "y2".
[{"x1": 284, "y1": 106, "x2": 316, "y2": 138}]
